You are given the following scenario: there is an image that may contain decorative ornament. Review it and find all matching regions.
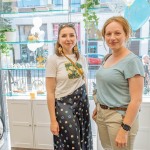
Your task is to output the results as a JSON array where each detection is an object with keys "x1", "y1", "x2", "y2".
[
  {"x1": 73, "y1": 45, "x2": 78, "y2": 53},
  {"x1": 123, "y1": 0, "x2": 135, "y2": 6},
  {"x1": 27, "y1": 43, "x2": 38, "y2": 52},
  {"x1": 58, "y1": 47, "x2": 63, "y2": 55},
  {"x1": 27, "y1": 17, "x2": 45, "y2": 51},
  {"x1": 124, "y1": 0, "x2": 150, "y2": 32},
  {"x1": 107, "y1": 0, "x2": 126, "y2": 13},
  {"x1": 36, "y1": 56, "x2": 45, "y2": 63}
]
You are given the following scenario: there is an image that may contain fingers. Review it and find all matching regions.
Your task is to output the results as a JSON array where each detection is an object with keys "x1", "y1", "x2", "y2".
[
  {"x1": 116, "y1": 141, "x2": 127, "y2": 148},
  {"x1": 52, "y1": 131, "x2": 59, "y2": 135},
  {"x1": 51, "y1": 128, "x2": 59, "y2": 135},
  {"x1": 92, "y1": 108, "x2": 97, "y2": 119},
  {"x1": 92, "y1": 113, "x2": 96, "y2": 119},
  {"x1": 92, "y1": 111, "x2": 97, "y2": 121},
  {"x1": 115, "y1": 135, "x2": 128, "y2": 148},
  {"x1": 50, "y1": 122, "x2": 59, "y2": 135}
]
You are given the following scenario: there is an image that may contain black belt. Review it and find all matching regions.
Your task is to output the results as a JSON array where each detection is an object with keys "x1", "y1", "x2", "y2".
[{"x1": 99, "y1": 104, "x2": 127, "y2": 111}]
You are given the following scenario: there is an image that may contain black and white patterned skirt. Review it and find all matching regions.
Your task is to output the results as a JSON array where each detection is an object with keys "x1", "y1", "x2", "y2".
[{"x1": 54, "y1": 84, "x2": 93, "y2": 150}]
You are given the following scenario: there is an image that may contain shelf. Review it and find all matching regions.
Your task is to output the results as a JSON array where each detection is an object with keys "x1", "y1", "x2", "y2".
[
  {"x1": 0, "y1": 40, "x2": 56, "y2": 44},
  {"x1": 0, "y1": 67, "x2": 45, "y2": 70},
  {"x1": 0, "y1": 9, "x2": 69, "y2": 18},
  {"x1": 3, "y1": 92, "x2": 46, "y2": 97},
  {"x1": 88, "y1": 4, "x2": 111, "y2": 13},
  {"x1": 130, "y1": 37, "x2": 150, "y2": 41},
  {"x1": 88, "y1": 37, "x2": 150, "y2": 42},
  {"x1": 88, "y1": 38, "x2": 101, "y2": 41}
]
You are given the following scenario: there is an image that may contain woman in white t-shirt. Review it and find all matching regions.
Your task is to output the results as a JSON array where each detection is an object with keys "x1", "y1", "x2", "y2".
[{"x1": 45, "y1": 23, "x2": 93, "y2": 150}]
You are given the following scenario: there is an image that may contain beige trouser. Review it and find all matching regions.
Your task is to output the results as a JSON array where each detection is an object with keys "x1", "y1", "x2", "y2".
[{"x1": 96, "y1": 104, "x2": 139, "y2": 150}]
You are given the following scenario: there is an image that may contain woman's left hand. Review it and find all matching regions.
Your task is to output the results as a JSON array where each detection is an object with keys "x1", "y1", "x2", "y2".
[
  {"x1": 92, "y1": 107, "x2": 97, "y2": 121},
  {"x1": 115, "y1": 128, "x2": 129, "y2": 148}
]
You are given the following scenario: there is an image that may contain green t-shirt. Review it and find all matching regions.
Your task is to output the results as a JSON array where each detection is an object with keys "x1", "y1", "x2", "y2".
[{"x1": 96, "y1": 53, "x2": 144, "y2": 107}]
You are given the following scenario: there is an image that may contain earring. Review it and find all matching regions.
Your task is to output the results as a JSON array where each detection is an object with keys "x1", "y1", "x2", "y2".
[
  {"x1": 73, "y1": 45, "x2": 78, "y2": 53},
  {"x1": 58, "y1": 47, "x2": 63, "y2": 55}
]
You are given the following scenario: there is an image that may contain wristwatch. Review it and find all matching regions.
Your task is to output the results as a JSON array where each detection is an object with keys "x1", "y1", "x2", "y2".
[{"x1": 121, "y1": 122, "x2": 131, "y2": 131}]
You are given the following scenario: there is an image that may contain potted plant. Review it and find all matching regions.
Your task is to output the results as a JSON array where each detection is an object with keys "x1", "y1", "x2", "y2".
[
  {"x1": 3, "y1": 27, "x2": 16, "y2": 42},
  {"x1": 81, "y1": 0, "x2": 101, "y2": 39},
  {"x1": 0, "y1": 18, "x2": 16, "y2": 42},
  {"x1": 0, "y1": 31, "x2": 13, "y2": 67},
  {"x1": 0, "y1": 18, "x2": 14, "y2": 67}
]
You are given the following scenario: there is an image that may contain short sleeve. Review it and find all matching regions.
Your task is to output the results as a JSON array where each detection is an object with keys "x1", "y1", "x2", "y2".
[
  {"x1": 124, "y1": 57, "x2": 145, "y2": 79},
  {"x1": 80, "y1": 55, "x2": 88, "y2": 78},
  {"x1": 45, "y1": 55, "x2": 57, "y2": 77}
]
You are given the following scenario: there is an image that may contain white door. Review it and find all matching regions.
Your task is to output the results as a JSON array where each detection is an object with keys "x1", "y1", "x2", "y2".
[
  {"x1": 33, "y1": 100, "x2": 54, "y2": 149},
  {"x1": 7, "y1": 100, "x2": 34, "y2": 148}
]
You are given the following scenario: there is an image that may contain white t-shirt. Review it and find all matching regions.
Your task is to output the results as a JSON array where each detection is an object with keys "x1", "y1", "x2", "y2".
[{"x1": 45, "y1": 54, "x2": 87, "y2": 99}]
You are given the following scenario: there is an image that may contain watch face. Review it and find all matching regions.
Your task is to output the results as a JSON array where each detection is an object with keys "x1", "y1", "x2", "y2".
[
  {"x1": 121, "y1": 123, "x2": 131, "y2": 131},
  {"x1": 124, "y1": 124, "x2": 130, "y2": 131}
]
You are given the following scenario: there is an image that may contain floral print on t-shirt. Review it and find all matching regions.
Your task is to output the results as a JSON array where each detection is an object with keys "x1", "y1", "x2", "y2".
[{"x1": 65, "y1": 62, "x2": 83, "y2": 79}]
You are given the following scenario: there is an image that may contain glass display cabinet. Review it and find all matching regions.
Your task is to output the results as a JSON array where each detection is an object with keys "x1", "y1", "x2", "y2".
[{"x1": 0, "y1": 0, "x2": 150, "y2": 149}]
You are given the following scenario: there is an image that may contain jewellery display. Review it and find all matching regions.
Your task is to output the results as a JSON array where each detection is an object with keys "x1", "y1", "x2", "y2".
[
  {"x1": 3, "y1": 68, "x2": 46, "y2": 96},
  {"x1": 32, "y1": 79, "x2": 45, "y2": 94},
  {"x1": 12, "y1": 79, "x2": 26, "y2": 93}
]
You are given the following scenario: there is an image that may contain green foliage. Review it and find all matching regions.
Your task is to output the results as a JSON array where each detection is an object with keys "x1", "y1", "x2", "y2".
[
  {"x1": 0, "y1": 32, "x2": 11, "y2": 55},
  {"x1": 0, "y1": 18, "x2": 16, "y2": 32},
  {"x1": 81, "y1": 0, "x2": 100, "y2": 29},
  {"x1": 0, "y1": 2, "x2": 12, "y2": 13},
  {"x1": 0, "y1": 17, "x2": 14, "y2": 55}
]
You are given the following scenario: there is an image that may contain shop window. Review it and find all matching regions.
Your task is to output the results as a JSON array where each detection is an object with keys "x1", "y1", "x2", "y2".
[
  {"x1": 129, "y1": 29, "x2": 140, "y2": 55},
  {"x1": 148, "y1": 20, "x2": 150, "y2": 53},
  {"x1": 88, "y1": 42, "x2": 98, "y2": 53},
  {"x1": 17, "y1": 0, "x2": 41, "y2": 7},
  {"x1": 70, "y1": 0, "x2": 81, "y2": 12},
  {"x1": 52, "y1": 0, "x2": 63, "y2": 9}
]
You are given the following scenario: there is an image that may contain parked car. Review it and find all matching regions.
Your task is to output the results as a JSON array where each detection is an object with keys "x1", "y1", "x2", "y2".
[{"x1": 84, "y1": 53, "x2": 104, "y2": 65}]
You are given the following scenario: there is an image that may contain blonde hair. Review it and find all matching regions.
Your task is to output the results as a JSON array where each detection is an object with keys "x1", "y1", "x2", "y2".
[{"x1": 101, "y1": 16, "x2": 132, "y2": 40}]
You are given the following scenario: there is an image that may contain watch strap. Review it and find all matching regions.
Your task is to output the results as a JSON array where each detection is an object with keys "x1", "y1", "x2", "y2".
[{"x1": 121, "y1": 122, "x2": 131, "y2": 131}]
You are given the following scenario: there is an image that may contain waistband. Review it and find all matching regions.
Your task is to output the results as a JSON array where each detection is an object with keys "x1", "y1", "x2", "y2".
[
  {"x1": 56, "y1": 84, "x2": 86, "y2": 101},
  {"x1": 99, "y1": 104, "x2": 127, "y2": 111}
]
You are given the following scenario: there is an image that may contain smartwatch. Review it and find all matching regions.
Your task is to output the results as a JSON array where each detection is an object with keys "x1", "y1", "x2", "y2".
[{"x1": 121, "y1": 122, "x2": 131, "y2": 131}]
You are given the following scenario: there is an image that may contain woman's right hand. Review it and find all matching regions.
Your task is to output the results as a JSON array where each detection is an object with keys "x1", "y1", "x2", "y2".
[
  {"x1": 50, "y1": 121, "x2": 59, "y2": 135},
  {"x1": 92, "y1": 107, "x2": 97, "y2": 121}
]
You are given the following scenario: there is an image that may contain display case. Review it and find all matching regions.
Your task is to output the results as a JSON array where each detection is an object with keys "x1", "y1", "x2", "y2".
[{"x1": 0, "y1": 1, "x2": 150, "y2": 150}]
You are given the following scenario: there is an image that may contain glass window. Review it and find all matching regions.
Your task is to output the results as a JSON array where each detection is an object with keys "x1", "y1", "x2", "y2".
[
  {"x1": 129, "y1": 29, "x2": 140, "y2": 55},
  {"x1": 88, "y1": 42, "x2": 97, "y2": 53},
  {"x1": 148, "y1": 20, "x2": 150, "y2": 56},
  {"x1": 17, "y1": 0, "x2": 40, "y2": 7},
  {"x1": 70, "y1": 0, "x2": 81, "y2": 12},
  {"x1": 52, "y1": 0, "x2": 63, "y2": 9}
]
